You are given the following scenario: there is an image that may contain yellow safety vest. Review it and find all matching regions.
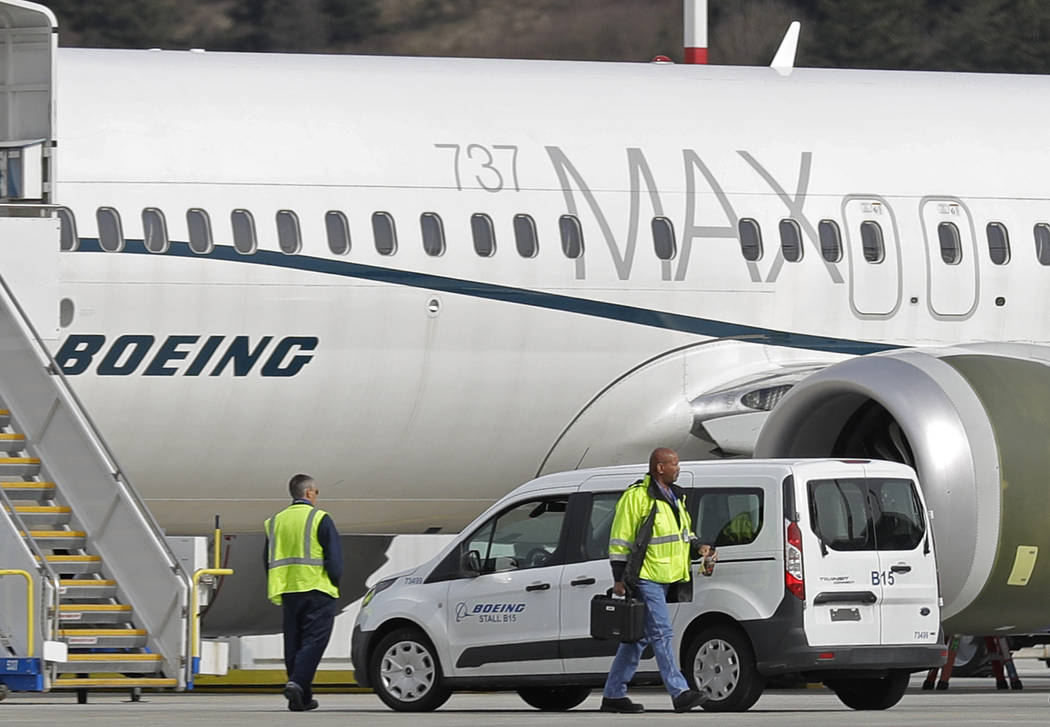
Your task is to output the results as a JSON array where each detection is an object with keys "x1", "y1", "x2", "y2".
[
  {"x1": 608, "y1": 476, "x2": 693, "y2": 584},
  {"x1": 264, "y1": 503, "x2": 339, "y2": 605}
]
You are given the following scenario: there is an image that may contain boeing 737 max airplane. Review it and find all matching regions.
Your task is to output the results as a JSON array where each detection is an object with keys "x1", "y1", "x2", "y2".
[{"x1": 0, "y1": 1, "x2": 1045, "y2": 639}]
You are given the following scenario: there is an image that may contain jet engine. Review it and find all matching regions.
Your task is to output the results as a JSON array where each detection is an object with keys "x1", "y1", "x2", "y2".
[{"x1": 755, "y1": 344, "x2": 1050, "y2": 634}]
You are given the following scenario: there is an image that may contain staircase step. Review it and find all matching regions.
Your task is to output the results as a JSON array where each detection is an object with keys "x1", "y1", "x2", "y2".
[
  {"x1": 59, "y1": 603, "x2": 132, "y2": 624},
  {"x1": 41, "y1": 554, "x2": 102, "y2": 574},
  {"x1": 4, "y1": 504, "x2": 71, "y2": 526},
  {"x1": 0, "y1": 457, "x2": 40, "y2": 476},
  {"x1": 58, "y1": 628, "x2": 147, "y2": 649},
  {"x1": 0, "y1": 480, "x2": 53, "y2": 498},
  {"x1": 52, "y1": 677, "x2": 177, "y2": 689},
  {"x1": 59, "y1": 579, "x2": 117, "y2": 599},
  {"x1": 0, "y1": 433, "x2": 26, "y2": 452},
  {"x1": 0, "y1": 409, "x2": 9, "y2": 427},
  {"x1": 22, "y1": 530, "x2": 86, "y2": 549},
  {"x1": 56, "y1": 653, "x2": 163, "y2": 674}
]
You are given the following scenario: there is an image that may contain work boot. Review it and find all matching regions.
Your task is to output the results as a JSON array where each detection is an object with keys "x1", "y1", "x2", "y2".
[
  {"x1": 600, "y1": 696, "x2": 645, "y2": 713},
  {"x1": 672, "y1": 689, "x2": 708, "y2": 712},
  {"x1": 284, "y1": 681, "x2": 305, "y2": 711}
]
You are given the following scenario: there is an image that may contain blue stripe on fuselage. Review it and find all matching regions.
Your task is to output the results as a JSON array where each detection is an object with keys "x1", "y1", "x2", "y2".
[{"x1": 72, "y1": 238, "x2": 896, "y2": 356}]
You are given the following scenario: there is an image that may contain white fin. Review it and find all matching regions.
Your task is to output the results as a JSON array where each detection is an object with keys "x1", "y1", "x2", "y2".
[{"x1": 770, "y1": 21, "x2": 801, "y2": 74}]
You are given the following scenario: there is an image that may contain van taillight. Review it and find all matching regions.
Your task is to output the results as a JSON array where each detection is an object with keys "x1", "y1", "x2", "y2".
[{"x1": 785, "y1": 520, "x2": 804, "y2": 600}]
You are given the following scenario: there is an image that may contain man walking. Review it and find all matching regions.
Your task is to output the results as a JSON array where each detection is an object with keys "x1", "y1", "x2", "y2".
[
  {"x1": 601, "y1": 448, "x2": 709, "y2": 713},
  {"x1": 264, "y1": 474, "x2": 342, "y2": 712}
]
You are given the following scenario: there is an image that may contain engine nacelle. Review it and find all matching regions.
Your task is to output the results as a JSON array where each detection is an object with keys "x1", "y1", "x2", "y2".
[{"x1": 755, "y1": 344, "x2": 1050, "y2": 634}]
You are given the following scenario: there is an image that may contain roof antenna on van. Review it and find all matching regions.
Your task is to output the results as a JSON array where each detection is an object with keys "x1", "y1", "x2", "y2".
[{"x1": 770, "y1": 21, "x2": 801, "y2": 75}]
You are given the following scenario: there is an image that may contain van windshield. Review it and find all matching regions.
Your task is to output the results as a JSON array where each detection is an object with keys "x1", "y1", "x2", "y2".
[{"x1": 808, "y1": 477, "x2": 925, "y2": 551}]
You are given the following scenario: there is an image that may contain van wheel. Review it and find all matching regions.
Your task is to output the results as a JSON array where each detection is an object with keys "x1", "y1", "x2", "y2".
[
  {"x1": 516, "y1": 686, "x2": 590, "y2": 710},
  {"x1": 370, "y1": 627, "x2": 452, "y2": 712},
  {"x1": 825, "y1": 669, "x2": 910, "y2": 710},
  {"x1": 684, "y1": 624, "x2": 765, "y2": 712}
]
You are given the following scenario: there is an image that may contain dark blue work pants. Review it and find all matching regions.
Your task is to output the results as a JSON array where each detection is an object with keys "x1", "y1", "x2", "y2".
[{"x1": 282, "y1": 590, "x2": 337, "y2": 700}]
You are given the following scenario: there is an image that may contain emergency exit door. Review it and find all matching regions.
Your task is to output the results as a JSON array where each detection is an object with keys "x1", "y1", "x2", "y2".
[{"x1": 919, "y1": 198, "x2": 978, "y2": 318}]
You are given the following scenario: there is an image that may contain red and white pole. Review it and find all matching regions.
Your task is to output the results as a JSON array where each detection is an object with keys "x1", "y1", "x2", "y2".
[{"x1": 684, "y1": 0, "x2": 708, "y2": 64}]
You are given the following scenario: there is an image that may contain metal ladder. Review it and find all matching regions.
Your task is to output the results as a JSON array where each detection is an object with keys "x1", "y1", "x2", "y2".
[{"x1": 0, "y1": 219, "x2": 194, "y2": 701}]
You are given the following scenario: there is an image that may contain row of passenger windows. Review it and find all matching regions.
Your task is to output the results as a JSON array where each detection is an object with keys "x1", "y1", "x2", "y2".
[{"x1": 54, "y1": 206, "x2": 1048, "y2": 268}]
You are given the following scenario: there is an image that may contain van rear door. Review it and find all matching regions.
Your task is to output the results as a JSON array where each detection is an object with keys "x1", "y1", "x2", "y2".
[
  {"x1": 798, "y1": 462, "x2": 882, "y2": 647},
  {"x1": 863, "y1": 462, "x2": 940, "y2": 645}
]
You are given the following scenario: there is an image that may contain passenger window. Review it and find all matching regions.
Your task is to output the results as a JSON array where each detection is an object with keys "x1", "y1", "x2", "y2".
[
  {"x1": 325, "y1": 211, "x2": 350, "y2": 255},
  {"x1": 142, "y1": 208, "x2": 168, "y2": 253},
  {"x1": 986, "y1": 222, "x2": 1010, "y2": 265},
  {"x1": 818, "y1": 219, "x2": 842, "y2": 263},
  {"x1": 471, "y1": 213, "x2": 495, "y2": 257},
  {"x1": 1034, "y1": 223, "x2": 1050, "y2": 265},
  {"x1": 651, "y1": 216, "x2": 676, "y2": 260},
  {"x1": 808, "y1": 477, "x2": 925, "y2": 552},
  {"x1": 372, "y1": 212, "x2": 397, "y2": 256},
  {"x1": 463, "y1": 497, "x2": 568, "y2": 573},
  {"x1": 58, "y1": 207, "x2": 78, "y2": 251},
  {"x1": 513, "y1": 214, "x2": 538, "y2": 258},
  {"x1": 276, "y1": 210, "x2": 301, "y2": 255},
  {"x1": 693, "y1": 489, "x2": 763, "y2": 547},
  {"x1": 738, "y1": 218, "x2": 762, "y2": 261},
  {"x1": 937, "y1": 221, "x2": 962, "y2": 264},
  {"x1": 860, "y1": 221, "x2": 884, "y2": 263},
  {"x1": 187, "y1": 208, "x2": 213, "y2": 254},
  {"x1": 779, "y1": 219, "x2": 803, "y2": 262},
  {"x1": 96, "y1": 207, "x2": 123, "y2": 252},
  {"x1": 420, "y1": 212, "x2": 445, "y2": 256},
  {"x1": 559, "y1": 215, "x2": 584, "y2": 259},
  {"x1": 231, "y1": 209, "x2": 256, "y2": 255},
  {"x1": 584, "y1": 493, "x2": 621, "y2": 561}
]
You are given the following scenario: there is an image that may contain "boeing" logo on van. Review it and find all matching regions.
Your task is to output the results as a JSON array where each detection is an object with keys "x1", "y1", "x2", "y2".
[{"x1": 55, "y1": 334, "x2": 318, "y2": 377}]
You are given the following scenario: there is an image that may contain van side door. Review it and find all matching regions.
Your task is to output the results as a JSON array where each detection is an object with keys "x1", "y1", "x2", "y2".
[{"x1": 445, "y1": 494, "x2": 568, "y2": 677}]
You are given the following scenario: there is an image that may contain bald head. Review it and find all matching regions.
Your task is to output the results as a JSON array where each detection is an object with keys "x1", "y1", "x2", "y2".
[{"x1": 649, "y1": 448, "x2": 680, "y2": 485}]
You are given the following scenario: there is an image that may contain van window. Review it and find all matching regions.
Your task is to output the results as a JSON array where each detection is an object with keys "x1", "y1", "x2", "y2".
[
  {"x1": 693, "y1": 489, "x2": 763, "y2": 547},
  {"x1": 584, "y1": 493, "x2": 620, "y2": 561},
  {"x1": 463, "y1": 496, "x2": 568, "y2": 573},
  {"x1": 808, "y1": 477, "x2": 924, "y2": 552}
]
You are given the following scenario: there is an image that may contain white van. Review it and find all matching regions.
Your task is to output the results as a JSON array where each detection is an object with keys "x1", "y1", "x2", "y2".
[{"x1": 351, "y1": 459, "x2": 943, "y2": 712}]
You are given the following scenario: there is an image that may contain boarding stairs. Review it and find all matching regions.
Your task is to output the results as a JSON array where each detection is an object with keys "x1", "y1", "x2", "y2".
[{"x1": 0, "y1": 216, "x2": 194, "y2": 701}]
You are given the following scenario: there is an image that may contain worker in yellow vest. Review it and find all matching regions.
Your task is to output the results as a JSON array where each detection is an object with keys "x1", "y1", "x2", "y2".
[
  {"x1": 602, "y1": 448, "x2": 710, "y2": 714},
  {"x1": 264, "y1": 473, "x2": 342, "y2": 712}
]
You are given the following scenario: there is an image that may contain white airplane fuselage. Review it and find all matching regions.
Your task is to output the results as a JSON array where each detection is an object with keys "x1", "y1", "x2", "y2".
[{"x1": 27, "y1": 46, "x2": 1050, "y2": 634}]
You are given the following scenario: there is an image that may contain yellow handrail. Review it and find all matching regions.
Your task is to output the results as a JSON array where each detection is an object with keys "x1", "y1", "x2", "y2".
[
  {"x1": 0, "y1": 569, "x2": 33, "y2": 657},
  {"x1": 191, "y1": 568, "x2": 233, "y2": 660}
]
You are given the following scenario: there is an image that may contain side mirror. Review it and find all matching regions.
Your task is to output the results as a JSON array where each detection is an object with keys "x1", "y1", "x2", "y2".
[{"x1": 461, "y1": 549, "x2": 482, "y2": 576}]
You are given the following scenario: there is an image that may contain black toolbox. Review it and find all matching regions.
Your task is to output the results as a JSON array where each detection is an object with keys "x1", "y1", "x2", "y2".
[{"x1": 590, "y1": 590, "x2": 646, "y2": 643}]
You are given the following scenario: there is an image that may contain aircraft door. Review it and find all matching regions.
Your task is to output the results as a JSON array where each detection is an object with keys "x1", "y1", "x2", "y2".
[
  {"x1": 842, "y1": 197, "x2": 902, "y2": 317},
  {"x1": 919, "y1": 198, "x2": 978, "y2": 317}
]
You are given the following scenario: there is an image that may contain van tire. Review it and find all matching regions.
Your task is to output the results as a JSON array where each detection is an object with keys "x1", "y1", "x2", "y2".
[
  {"x1": 370, "y1": 627, "x2": 452, "y2": 712},
  {"x1": 825, "y1": 669, "x2": 910, "y2": 710},
  {"x1": 516, "y1": 686, "x2": 591, "y2": 710},
  {"x1": 684, "y1": 624, "x2": 765, "y2": 712}
]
